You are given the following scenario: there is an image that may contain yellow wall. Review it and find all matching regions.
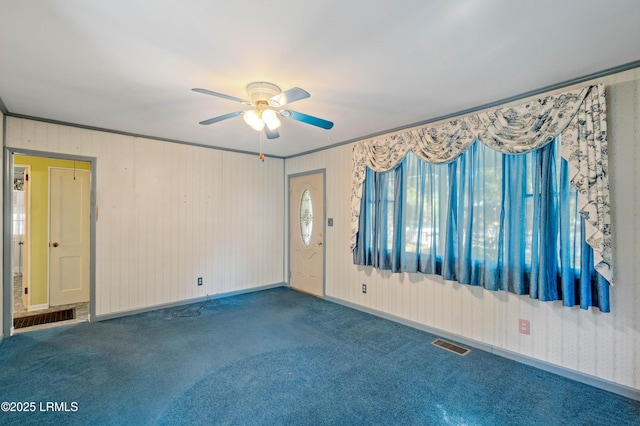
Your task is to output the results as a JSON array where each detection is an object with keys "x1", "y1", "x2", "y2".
[{"x1": 14, "y1": 155, "x2": 91, "y2": 307}]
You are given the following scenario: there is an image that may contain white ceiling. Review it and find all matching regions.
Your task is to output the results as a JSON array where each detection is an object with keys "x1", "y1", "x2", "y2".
[{"x1": 1, "y1": 1, "x2": 640, "y2": 158}]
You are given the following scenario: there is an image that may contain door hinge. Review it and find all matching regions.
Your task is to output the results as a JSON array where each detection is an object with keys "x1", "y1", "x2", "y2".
[
  {"x1": 289, "y1": 271, "x2": 291, "y2": 279},
  {"x1": 25, "y1": 173, "x2": 29, "y2": 181},
  {"x1": 24, "y1": 287, "x2": 28, "y2": 295}
]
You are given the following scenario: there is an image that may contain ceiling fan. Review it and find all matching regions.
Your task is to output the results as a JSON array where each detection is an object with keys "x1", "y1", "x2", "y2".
[{"x1": 192, "y1": 82, "x2": 334, "y2": 141}]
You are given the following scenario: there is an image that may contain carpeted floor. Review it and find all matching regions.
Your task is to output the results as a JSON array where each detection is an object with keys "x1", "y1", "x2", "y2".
[{"x1": 0, "y1": 287, "x2": 638, "y2": 425}]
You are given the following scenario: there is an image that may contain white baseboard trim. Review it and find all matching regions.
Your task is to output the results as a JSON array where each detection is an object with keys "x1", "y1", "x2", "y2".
[
  {"x1": 94, "y1": 282, "x2": 286, "y2": 322},
  {"x1": 28, "y1": 303, "x2": 48, "y2": 312},
  {"x1": 324, "y1": 295, "x2": 640, "y2": 402}
]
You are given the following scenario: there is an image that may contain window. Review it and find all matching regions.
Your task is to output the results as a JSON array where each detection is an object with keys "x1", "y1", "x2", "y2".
[
  {"x1": 300, "y1": 189, "x2": 313, "y2": 246},
  {"x1": 354, "y1": 137, "x2": 609, "y2": 311}
]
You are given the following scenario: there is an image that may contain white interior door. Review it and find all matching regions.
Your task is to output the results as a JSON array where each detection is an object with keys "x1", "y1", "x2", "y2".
[
  {"x1": 289, "y1": 172, "x2": 325, "y2": 297},
  {"x1": 49, "y1": 167, "x2": 90, "y2": 306}
]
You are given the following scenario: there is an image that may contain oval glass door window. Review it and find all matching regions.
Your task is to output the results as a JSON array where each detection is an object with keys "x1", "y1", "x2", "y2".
[{"x1": 300, "y1": 189, "x2": 313, "y2": 246}]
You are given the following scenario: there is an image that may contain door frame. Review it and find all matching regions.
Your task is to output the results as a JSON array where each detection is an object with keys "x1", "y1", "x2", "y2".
[
  {"x1": 12, "y1": 164, "x2": 31, "y2": 311},
  {"x1": 3, "y1": 148, "x2": 97, "y2": 337},
  {"x1": 287, "y1": 169, "x2": 326, "y2": 297}
]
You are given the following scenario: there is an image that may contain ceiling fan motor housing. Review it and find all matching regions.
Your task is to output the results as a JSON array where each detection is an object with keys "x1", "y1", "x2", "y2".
[{"x1": 246, "y1": 82, "x2": 281, "y2": 103}]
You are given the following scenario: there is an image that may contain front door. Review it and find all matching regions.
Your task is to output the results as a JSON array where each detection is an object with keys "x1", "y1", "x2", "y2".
[
  {"x1": 49, "y1": 167, "x2": 91, "y2": 306},
  {"x1": 289, "y1": 172, "x2": 325, "y2": 297}
]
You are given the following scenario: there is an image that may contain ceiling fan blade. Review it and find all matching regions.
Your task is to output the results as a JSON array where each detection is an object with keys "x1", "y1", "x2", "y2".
[
  {"x1": 269, "y1": 87, "x2": 310, "y2": 107},
  {"x1": 265, "y1": 128, "x2": 280, "y2": 139},
  {"x1": 192, "y1": 88, "x2": 252, "y2": 105},
  {"x1": 281, "y1": 110, "x2": 334, "y2": 130},
  {"x1": 198, "y1": 111, "x2": 242, "y2": 125}
]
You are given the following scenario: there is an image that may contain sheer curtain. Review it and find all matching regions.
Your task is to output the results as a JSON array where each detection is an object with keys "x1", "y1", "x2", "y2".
[{"x1": 354, "y1": 138, "x2": 610, "y2": 312}]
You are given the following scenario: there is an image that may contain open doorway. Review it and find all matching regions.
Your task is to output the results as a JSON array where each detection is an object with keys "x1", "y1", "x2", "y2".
[
  {"x1": 12, "y1": 165, "x2": 29, "y2": 317},
  {"x1": 7, "y1": 152, "x2": 95, "y2": 333}
]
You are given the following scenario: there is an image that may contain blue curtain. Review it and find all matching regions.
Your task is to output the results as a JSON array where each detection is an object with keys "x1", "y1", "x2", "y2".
[{"x1": 353, "y1": 138, "x2": 610, "y2": 312}]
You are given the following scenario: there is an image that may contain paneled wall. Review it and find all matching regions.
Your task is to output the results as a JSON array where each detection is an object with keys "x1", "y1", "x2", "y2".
[
  {"x1": 0, "y1": 110, "x2": 4, "y2": 339},
  {"x1": 285, "y1": 68, "x2": 640, "y2": 391},
  {"x1": 5, "y1": 118, "x2": 284, "y2": 316}
]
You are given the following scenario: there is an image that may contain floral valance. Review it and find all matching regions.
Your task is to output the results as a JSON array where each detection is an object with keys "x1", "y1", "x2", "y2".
[{"x1": 350, "y1": 84, "x2": 613, "y2": 284}]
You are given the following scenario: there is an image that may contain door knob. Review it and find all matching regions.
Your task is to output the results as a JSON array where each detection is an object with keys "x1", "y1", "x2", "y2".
[{"x1": 51, "y1": 242, "x2": 59, "y2": 247}]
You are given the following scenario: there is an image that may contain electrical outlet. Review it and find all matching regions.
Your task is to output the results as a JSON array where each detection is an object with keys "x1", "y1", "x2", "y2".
[
  {"x1": 519, "y1": 319, "x2": 530, "y2": 335},
  {"x1": 197, "y1": 277, "x2": 203, "y2": 286},
  {"x1": 362, "y1": 283, "x2": 367, "y2": 294}
]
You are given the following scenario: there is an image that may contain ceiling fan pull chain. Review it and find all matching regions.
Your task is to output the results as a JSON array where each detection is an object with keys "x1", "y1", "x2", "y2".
[{"x1": 259, "y1": 131, "x2": 265, "y2": 162}]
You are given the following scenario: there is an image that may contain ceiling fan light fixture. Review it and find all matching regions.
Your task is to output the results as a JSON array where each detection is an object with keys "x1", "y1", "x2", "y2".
[
  {"x1": 243, "y1": 109, "x2": 265, "y2": 131},
  {"x1": 262, "y1": 109, "x2": 281, "y2": 130}
]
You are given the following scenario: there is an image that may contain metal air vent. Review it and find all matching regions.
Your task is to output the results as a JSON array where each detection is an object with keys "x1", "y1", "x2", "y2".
[{"x1": 432, "y1": 338, "x2": 470, "y2": 356}]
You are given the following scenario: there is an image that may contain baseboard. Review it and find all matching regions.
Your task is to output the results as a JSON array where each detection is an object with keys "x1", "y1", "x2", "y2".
[
  {"x1": 28, "y1": 303, "x2": 48, "y2": 312},
  {"x1": 94, "y1": 282, "x2": 286, "y2": 322},
  {"x1": 324, "y1": 295, "x2": 640, "y2": 402}
]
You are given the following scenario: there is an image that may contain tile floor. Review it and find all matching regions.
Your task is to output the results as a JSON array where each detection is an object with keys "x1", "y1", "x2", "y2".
[{"x1": 12, "y1": 274, "x2": 89, "y2": 333}]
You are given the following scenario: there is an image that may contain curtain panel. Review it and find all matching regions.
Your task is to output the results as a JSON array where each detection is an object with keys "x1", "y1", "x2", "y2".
[{"x1": 350, "y1": 84, "x2": 613, "y2": 284}]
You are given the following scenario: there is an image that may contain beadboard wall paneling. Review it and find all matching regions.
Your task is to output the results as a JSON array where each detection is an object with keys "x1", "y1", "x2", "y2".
[
  {"x1": 6, "y1": 118, "x2": 284, "y2": 316},
  {"x1": 0, "y1": 110, "x2": 4, "y2": 338},
  {"x1": 284, "y1": 68, "x2": 640, "y2": 391},
  {"x1": 606, "y1": 70, "x2": 640, "y2": 387}
]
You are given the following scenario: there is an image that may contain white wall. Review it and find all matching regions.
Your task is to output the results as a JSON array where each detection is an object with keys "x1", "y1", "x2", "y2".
[
  {"x1": 5, "y1": 118, "x2": 285, "y2": 317},
  {"x1": 0, "y1": 110, "x2": 4, "y2": 339},
  {"x1": 285, "y1": 67, "x2": 640, "y2": 392}
]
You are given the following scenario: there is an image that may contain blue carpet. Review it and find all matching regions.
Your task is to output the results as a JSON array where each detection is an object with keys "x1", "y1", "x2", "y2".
[{"x1": 0, "y1": 287, "x2": 638, "y2": 425}]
